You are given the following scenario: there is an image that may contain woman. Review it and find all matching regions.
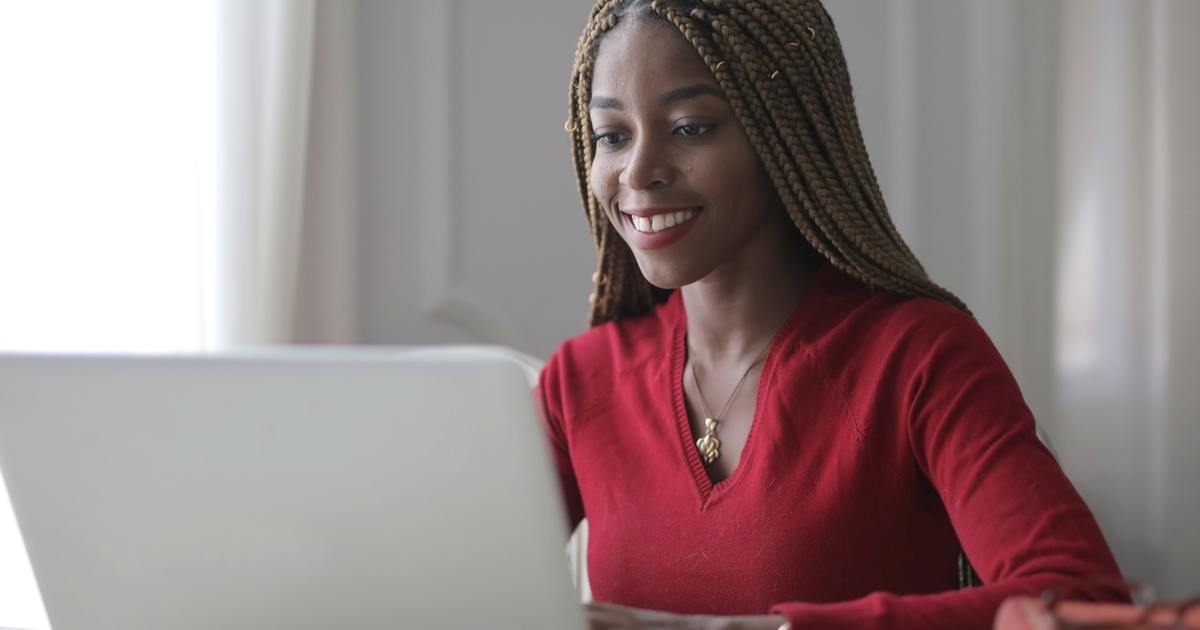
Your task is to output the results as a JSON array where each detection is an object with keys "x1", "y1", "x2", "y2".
[{"x1": 536, "y1": 1, "x2": 1123, "y2": 628}]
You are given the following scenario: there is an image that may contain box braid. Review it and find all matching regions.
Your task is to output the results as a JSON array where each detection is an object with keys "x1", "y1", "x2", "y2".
[{"x1": 567, "y1": 0, "x2": 970, "y2": 327}]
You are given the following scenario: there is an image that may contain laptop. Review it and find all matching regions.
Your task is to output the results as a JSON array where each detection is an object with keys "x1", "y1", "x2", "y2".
[{"x1": 0, "y1": 347, "x2": 585, "y2": 630}]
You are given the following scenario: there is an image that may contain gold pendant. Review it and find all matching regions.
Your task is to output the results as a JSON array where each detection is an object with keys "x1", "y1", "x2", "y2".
[{"x1": 695, "y1": 417, "x2": 721, "y2": 465}]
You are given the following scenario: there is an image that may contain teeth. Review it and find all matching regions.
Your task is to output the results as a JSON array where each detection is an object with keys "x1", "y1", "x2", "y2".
[{"x1": 629, "y1": 209, "x2": 698, "y2": 234}]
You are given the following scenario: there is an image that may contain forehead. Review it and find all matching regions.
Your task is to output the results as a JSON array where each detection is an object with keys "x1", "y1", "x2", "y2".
[{"x1": 591, "y1": 20, "x2": 716, "y2": 99}]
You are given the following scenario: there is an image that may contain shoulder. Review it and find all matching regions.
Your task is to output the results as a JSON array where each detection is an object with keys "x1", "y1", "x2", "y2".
[
  {"x1": 826, "y1": 284, "x2": 1022, "y2": 418},
  {"x1": 807, "y1": 267, "x2": 986, "y2": 363},
  {"x1": 798, "y1": 270, "x2": 1006, "y2": 402},
  {"x1": 869, "y1": 294, "x2": 986, "y2": 356},
  {"x1": 804, "y1": 278, "x2": 1032, "y2": 455}
]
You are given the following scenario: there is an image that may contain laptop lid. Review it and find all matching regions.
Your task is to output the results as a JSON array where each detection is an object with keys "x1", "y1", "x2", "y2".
[{"x1": 0, "y1": 347, "x2": 583, "y2": 630}]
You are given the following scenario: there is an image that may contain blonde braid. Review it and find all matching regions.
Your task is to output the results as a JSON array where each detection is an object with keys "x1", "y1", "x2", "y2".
[
  {"x1": 693, "y1": 6, "x2": 892, "y2": 287},
  {"x1": 705, "y1": 3, "x2": 929, "y2": 295},
  {"x1": 758, "y1": 0, "x2": 928, "y2": 270},
  {"x1": 674, "y1": 3, "x2": 931, "y2": 297}
]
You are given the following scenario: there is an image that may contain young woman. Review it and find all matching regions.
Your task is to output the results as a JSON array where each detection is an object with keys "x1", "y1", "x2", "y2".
[{"x1": 536, "y1": 1, "x2": 1123, "y2": 628}]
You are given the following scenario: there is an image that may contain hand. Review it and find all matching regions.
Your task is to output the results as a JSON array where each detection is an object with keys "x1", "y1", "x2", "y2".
[
  {"x1": 582, "y1": 601, "x2": 788, "y2": 630},
  {"x1": 994, "y1": 597, "x2": 1057, "y2": 630}
]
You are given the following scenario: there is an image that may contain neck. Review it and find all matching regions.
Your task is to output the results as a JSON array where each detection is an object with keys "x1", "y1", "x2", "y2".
[{"x1": 681, "y1": 213, "x2": 819, "y2": 366}]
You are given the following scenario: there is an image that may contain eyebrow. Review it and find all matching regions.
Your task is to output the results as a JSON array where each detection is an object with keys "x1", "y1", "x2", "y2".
[{"x1": 589, "y1": 83, "x2": 725, "y2": 110}]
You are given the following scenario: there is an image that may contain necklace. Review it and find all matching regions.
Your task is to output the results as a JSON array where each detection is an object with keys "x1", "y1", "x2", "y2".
[{"x1": 686, "y1": 315, "x2": 791, "y2": 466}]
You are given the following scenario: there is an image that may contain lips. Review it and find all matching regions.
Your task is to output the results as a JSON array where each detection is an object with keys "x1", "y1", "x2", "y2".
[{"x1": 618, "y1": 206, "x2": 703, "y2": 250}]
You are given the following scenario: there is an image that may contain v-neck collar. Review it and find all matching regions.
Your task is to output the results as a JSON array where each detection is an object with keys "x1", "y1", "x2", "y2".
[{"x1": 665, "y1": 262, "x2": 837, "y2": 510}]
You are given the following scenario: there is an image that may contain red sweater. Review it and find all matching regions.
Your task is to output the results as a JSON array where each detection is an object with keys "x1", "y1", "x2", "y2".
[{"x1": 536, "y1": 262, "x2": 1123, "y2": 629}]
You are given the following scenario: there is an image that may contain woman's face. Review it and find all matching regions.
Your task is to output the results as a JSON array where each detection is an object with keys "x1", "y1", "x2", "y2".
[{"x1": 588, "y1": 18, "x2": 786, "y2": 289}]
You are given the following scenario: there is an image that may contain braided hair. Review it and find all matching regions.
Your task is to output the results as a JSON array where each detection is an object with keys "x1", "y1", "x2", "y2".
[{"x1": 567, "y1": 0, "x2": 970, "y2": 326}]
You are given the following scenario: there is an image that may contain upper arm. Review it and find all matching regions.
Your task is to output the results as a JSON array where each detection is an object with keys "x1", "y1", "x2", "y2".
[{"x1": 901, "y1": 306, "x2": 1120, "y2": 584}]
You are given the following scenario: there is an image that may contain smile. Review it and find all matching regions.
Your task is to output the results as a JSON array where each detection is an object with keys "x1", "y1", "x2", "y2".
[
  {"x1": 619, "y1": 206, "x2": 703, "y2": 251},
  {"x1": 624, "y1": 208, "x2": 700, "y2": 234}
]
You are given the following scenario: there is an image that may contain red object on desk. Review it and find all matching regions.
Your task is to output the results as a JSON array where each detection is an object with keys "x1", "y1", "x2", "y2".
[{"x1": 994, "y1": 596, "x2": 1200, "y2": 629}]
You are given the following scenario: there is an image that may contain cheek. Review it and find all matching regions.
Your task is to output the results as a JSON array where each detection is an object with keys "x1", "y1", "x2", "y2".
[
  {"x1": 687, "y1": 154, "x2": 744, "y2": 202},
  {"x1": 690, "y1": 148, "x2": 777, "y2": 221},
  {"x1": 711, "y1": 141, "x2": 767, "y2": 187},
  {"x1": 589, "y1": 158, "x2": 620, "y2": 211},
  {"x1": 588, "y1": 160, "x2": 606, "y2": 201}
]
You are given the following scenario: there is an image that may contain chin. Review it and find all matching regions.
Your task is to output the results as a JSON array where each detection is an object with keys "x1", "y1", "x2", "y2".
[{"x1": 634, "y1": 256, "x2": 707, "y2": 290}]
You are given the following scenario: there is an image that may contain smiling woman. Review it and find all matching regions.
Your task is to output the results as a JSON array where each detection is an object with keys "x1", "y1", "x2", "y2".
[
  {"x1": 539, "y1": 1, "x2": 1126, "y2": 630},
  {"x1": 567, "y1": 0, "x2": 967, "y2": 328},
  {"x1": 587, "y1": 28, "x2": 800, "y2": 290}
]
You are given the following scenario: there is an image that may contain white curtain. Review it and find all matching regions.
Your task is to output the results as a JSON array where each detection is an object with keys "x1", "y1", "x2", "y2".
[
  {"x1": 209, "y1": 0, "x2": 359, "y2": 348},
  {"x1": 1056, "y1": 0, "x2": 1199, "y2": 598},
  {"x1": 209, "y1": 0, "x2": 313, "y2": 347}
]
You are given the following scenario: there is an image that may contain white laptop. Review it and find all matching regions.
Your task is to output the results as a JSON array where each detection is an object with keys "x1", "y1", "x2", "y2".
[{"x1": 0, "y1": 347, "x2": 584, "y2": 630}]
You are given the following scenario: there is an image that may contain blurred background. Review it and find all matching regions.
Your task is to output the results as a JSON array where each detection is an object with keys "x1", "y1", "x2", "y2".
[{"x1": 1, "y1": 1, "x2": 1197, "y2": 627}]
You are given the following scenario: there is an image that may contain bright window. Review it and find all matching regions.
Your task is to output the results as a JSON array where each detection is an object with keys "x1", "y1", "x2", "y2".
[
  {"x1": 0, "y1": 3, "x2": 217, "y2": 627},
  {"x1": 0, "y1": 3, "x2": 216, "y2": 354}
]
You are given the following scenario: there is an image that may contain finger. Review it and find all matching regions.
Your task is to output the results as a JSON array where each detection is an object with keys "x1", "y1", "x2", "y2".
[
  {"x1": 994, "y1": 597, "x2": 1050, "y2": 630},
  {"x1": 1020, "y1": 597, "x2": 1056, "y2": 630}
]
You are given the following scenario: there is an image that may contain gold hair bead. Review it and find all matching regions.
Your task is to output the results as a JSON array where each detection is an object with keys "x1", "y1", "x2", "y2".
[
  {"x1": 714, "y1": 60, "x2": 726, "y2": 71},
  {"x1": 771, "y1": 70, "x2": 781, "y2": 79},
  {"x1": 591, "y1": 271, "x2": 601, "y2": 283},
  {"x1": 564, "y1": 120, "x2": 576, "y2": 133},
  {"x1": 807, "y1": 26, "x2": 817, "y2": 40},
  {"x1": 787, "y1": 41, "x2": 800, "y2": 48}
]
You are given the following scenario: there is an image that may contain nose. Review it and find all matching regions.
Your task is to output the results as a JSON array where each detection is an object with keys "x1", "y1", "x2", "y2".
[{"x1": 619, "y1": 135, "x2": 673, "y2": 191}]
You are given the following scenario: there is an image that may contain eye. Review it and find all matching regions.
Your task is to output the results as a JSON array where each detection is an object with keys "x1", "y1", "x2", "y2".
[
  {"x1": 674, "y1": 123, "x2": 715, "y2": 137},
  {"x1": 590, "y1": 131, "x2": 628, "y2": 148}
]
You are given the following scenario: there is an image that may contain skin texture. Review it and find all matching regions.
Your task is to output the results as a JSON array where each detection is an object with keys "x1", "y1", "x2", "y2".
[{"x1": 581, "y1": 17, "x2": 809, "y2": 630}]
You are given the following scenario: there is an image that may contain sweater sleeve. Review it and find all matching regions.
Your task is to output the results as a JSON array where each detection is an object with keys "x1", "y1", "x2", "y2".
[
  {"x1": 535, "y1": 350, "x2": 586, "y2": 533},
  {"x1": 769, "y1": 304, "x2": 1123, "y2": 630}
]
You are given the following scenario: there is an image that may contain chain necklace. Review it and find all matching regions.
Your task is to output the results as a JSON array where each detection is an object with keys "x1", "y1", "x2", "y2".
[{"x1": 686, "y1": 315, "x2": 790, "y2": 466}]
